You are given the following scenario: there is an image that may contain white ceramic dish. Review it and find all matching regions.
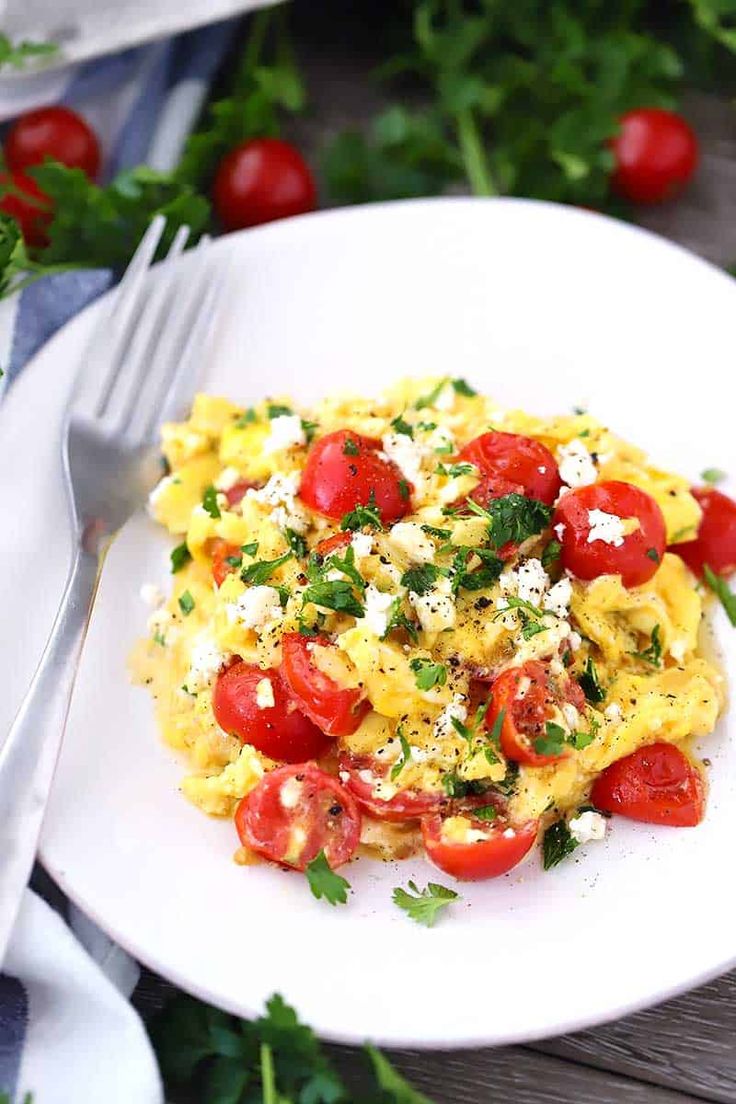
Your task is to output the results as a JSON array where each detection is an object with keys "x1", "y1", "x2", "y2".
[{"x1": 2, "y1": 199, "x2": 735, "y2": 1048}]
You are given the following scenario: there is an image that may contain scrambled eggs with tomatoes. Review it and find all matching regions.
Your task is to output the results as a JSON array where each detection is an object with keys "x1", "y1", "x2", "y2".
[{"x1": 131, "y1": 377, "x2": 726, "y2": 883}]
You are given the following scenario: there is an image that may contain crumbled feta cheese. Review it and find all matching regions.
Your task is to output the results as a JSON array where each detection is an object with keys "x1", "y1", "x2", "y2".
[
  {"x1": 214, "y1": 466, "x2": 242, "y2": 491},
  {"x1": 364, "y1": 585, "x2": 396, "y2": 637},
  {"x1": 147, "y1": 608, "x2": 180, "y2": 645},
  {"x1": 516, "y1": 558, "x2": 550, "y2": 604},
  {"x1": 264, "y1": 414, "x2": 306, "y2": 454},
  {"x1": 670, "y1": 638, "x2": 687, "y2": 663},
  {"x1": 140, "y1": 583, "x2": 164, "y2": 608},
  {"x1": 554, "y1": 522, "x2": 566, "y2": 541},
  {"x1": 604, "y1": 702, "x2": 622, "y2": 721},
  {"x1": 409, "y1": 576, "x2": 456, "y2": 633},
  {"x1": 562, "y1": 702, "x2": 579, "y2": 729},
  {"x1": 234, "y1": 586, "x2": 283, "y2": 630},
  {"x1": 255, "y1": 677, "x2": 275, "y2": 709},
  {"x1": 568, "y1": 630, "x2": 582, "y2": 651},
  {"x1": 280, "y1": 776, "x2": 303, "y2": 809},
  {"x1": 433, "y1": 382, "x2": 455, "y2": 411},
  {"x1": 381, "y1": 431, "x2": 425, "y2": 494},
  {"x1": 185, "y1": 631, "x2": 229, "y2": 693},
  {"x1": 147, "y1": 474, "x2": 175, "y2": 514},
  {"x1": 515, "y1": 676, "x2": 532, "y2": 700},
  {"x1": 247, "y1": 471, "x2": 309, "y2": 533},
  {"x1": 543, "y1": 577, "x2": 573, "y2": 619},
  {"x1": 569, "y1": 810, "x2": 607, "y2": 844},
  {"x1": 558, "y1": 439, "x2": 597, "y2": 488},
  {"x1": 350, "y1": 532, "x2": 373, "y2": 559},
  {"x1": 426, "y1": 425, "x2": 455, "y2": 454},
  {"x1": 433, "y1": 694, "x2": 468, "y2": 740},
  {"x1": 587, "y1": 508, "x2": 625, "y2": 547},
  {"x1": 502, "y1": 827, "x2": 516, "y2": 840},
  {"x1": 388, "y1": 521, "x2": 435, "y2": 564}
]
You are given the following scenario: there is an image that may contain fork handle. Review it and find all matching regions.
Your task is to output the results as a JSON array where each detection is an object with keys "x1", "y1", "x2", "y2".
[{"x1": 0, "y1": 541, "x2": 99, "y2": 963}]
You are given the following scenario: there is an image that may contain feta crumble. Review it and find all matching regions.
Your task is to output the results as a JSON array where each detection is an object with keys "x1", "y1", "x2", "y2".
[
  {"x1": 543, "y1": 577, "x2": 573, "y2": 619},
  {"x1": 264, "y1": 414, "x2": 305, "y2": 454},
  {"x1": 233, "y1": 586, "x2": 283, "y2": 630},
  {"x1": 568, "y1": 810, "x2": 607, "y2": 844},
  {"x1": 247, "y1": 472, "x2": 309, "y2": 533},
  {"x1": 433, "y1": 694, "x2": 468, "y2": 740},
  {"x1": 604, "y1": 702, "x2": 622, "y2": 721},
  {"x1": 381, "y1": 432, "x2": 426, "y2": 497},
  {"x1": 364, "y1": 585, "x2": 396, "y2": 637},
  {"x1": 185, "y1": 631, "x2": 229, "y2": 693},
  {"x1": 280, "y1": 776, "x2": 303, "y2": 809},
  {"x1": 214, "y1": 466, "x2": 242, "y2": 491},
  {"x1": 558, "y1": 439, "x2": 597, "y2": 488},
  {"x1": 409, "y1": 576, "x2": 456, "y2": 633},
  {"x1": 350, "y1": 532, "x2": 373, "y2": 559},
  {"x1": 140, "y1": 583, "x2": 164, "y2": 608},
  {"x1": 587, "y1": 508, "x2": 625, "y2": 547},
  {"x1": 255, "y1": 677, "x2": 275, "y2": 709},
  {"x1": 388, "y1": 521, "x2": 435, "y2": 564}
]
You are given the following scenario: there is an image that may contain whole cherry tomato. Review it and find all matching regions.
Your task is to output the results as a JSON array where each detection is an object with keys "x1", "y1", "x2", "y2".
[
  {"x1": 5, "y1": 106, "x2": 100, "y2": 179},
  {"x1": 213, "y1": 137, "x2": 316, "y2": 231},
  {"x1": 0, "y1": 170, "x2": 51, "y2": 247},
  {"x1": 611, "y1": 108, "x2": 698, "y2": 204},
  {"x1": 674, "y1": 487, "x2": 736, "y2": 578},
  {"x1": 591, "y1": 743, "x2": 705, "y2": 827}
]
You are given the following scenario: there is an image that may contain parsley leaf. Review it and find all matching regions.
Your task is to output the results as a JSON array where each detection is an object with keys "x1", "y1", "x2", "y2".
[
  {"x1": 630, "y1": 623, "x2": 663, "y2": 666},
  {"x1": 305, "y1": 850, "x2": 350, "y2": 906},
  {"x1": 473, "y1": 804, "x2": 498, "y2": 821},
  {"x1": 302, "y1": 579, "x2": 365, "y2": 618},
  {"x1": 451, "y1": 377, "x2": 477, "y2": 397},
  {"x1": 435, "y1": 461, "x2": 476, "y2": 477},
  {"x1": 543, "y1": 819, "x2": 578, "y2": 870},
  {"x1": 578, "y1": 656, "x2": 605, "y2": 703},
  {"x1": 340, "y1": 491, "x2": 384, "y2": 532},
  {"x1": 201, "y1": 484, "x2": 221, "y2": 519},
  {"x1": 541, "y1": 538, "x2": 562, "y2": 567},
  {"x1": 450, "y1": 545, "x2": 504, "y2": 593},
  {"x1": 391, "y1": 413, "x2": 414, "y2": 437},
  {"x1": 241, "y1": 541, "x2": 259, "y2": 557},
  {"x1": 422, "y1": 524, "x2": 452, "y2": 540},
  {"x1": 235, "y1": 407, "x2": 258, "y2": 427},
  {"x1": 646, "y1": 547, "x2": 660, "y2": 562},
  {"x1": 170, "y1": 542, "x2": 192, "y2": 573},
  {"x1": 342, "y1": 437, "x2": 360, "y2": 455},
  {"x1": 392, "y1": 880, "x2": 459, "y2": 927},
  {"x1": 409, "y1": 657, "x2": 448, "y2": 691},
  {"x1": 401, "y1": 563, "x2": 444, "y2": 594},
  {"x1": 534, "y1": 720, "x2": 567, "y2": 757},
  {"x1": 383, "y1": 597, "x2": 419, "y2": 642},
  {"x1": 390, "y1": 728, "x2": 412, "y2": 780},
  {"x1": 704, "y1": 565, "x2": 736, "y2": 626},
  {"x1": 266, "y1": 402, "x2": 293, "y2": 419},
  {"x1": 414, "y1": 378, "x2": 450, "y2": 409},
  {"x1": 366, "y1": 1045, "x2": 436, "y2": 1103},
  {"x1": 241, "y1": 551, "x2": 292, "y2": 585},
  {"x1": 701, "y1": 467, "x2": 727, "y2": 485},
  {"x1": 324, "y1": 544, "x2": 366, "y2": 593},
  {"x1": 178, "y1": 590, "x2": 195, "y2": 616},
  {"x1": 0, "y1": 34, "x2": 58, "y2": 70},
  {"x1": 467, "y1": 493, "x2": 552, "y2": 549},
  {"x1": 284, "y1": 528, "x2": 307, "y2": 559}
]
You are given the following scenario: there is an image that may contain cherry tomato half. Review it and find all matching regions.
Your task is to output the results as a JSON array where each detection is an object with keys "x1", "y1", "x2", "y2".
[
  {"x1": 422, "y1": 812, "x2": 538, "y2": 880},
  {"x1": 675, "y1": 487, "x2": 736, "y2": 579},
  {"x1": 235, "y1": 762, "x2": 361, "y2": 869},
  {"x1": 5, "y1": 106, "x2": 100, "y2": 179},
  {"x1": 338, "y1": 753, "x2": 444, "y2": 822},
  {"x1": 459, "y1": 431, "x2": 561, "y2": 506},
  {"x1": 591, "y1": 742, "x2": 705, "y2": 827},
  {"x1": 280, "y1": 633, "x2": 369, "y2": 738},
  {"x1": 299, "y1": 429, "x2": 410, "y2": 522},
  {"x1": 0, "y1": 170, "x2": 51, "y2": 247},
  {"x1": 487, "y1": 660, "x2": 585, "y2": 767},
  {"x1": 213, "y1": 137, "x2": 316, "y2": 231},
  {"x1": 553, "y1": 480, "x2": 666, "y2": 588},
  {"x1": 611, "y1": 108, "x2": 698, "y2": 205},
  {"x1": 223, "y1": 479, "x2": 255, "y2": 509},
  {"x1": 213, "y1": 661, "x2": 330, "y2": 762},
  {"x1": 210, "y1": 538, "x2": 240, "y2": 587},
  {"x1": 315, "y1": 531, "x2": 352, "y2": 558}
]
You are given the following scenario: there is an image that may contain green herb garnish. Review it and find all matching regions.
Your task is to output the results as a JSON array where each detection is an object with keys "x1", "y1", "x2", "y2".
[
  {"x1": 401, "y1": 563, "x2": 444, "y2": 595},
  {"x1": 170, "y1": 542, "x2": 191, "y2": 573},
  {"x1": 704, "y1": 565, "x2": 736, "y2": 626},
  {"x1": 178, "y1": 590, "x2": 195, "y2": 616},
  {"x1": 578, "y1": 656, "x2": 605, "y2": 703},
  {"x1": 452, "y1": 378, "x2": 477, "y2": 397},
  {"x1": 409, "y1": 657, "x2": 448, "y2": 691},
  {"x1": 630, "y1": 623, "x2": 663, "y2": 666},
  {"x1": 390, "y1": 413, "x2": 414, "y2": 437},
  {"x1": 241, "y1": 551, "x2": 292, "y2": 585},
  {"x1": 302, "y1": 579, "x2": 365, "y2": 618},
  {"x1": 533, "y1": 720, "x2": 567, "y2": 757},
  {"x1": 543, "y1": 819, "x2": 578, "y2": 870},
  {"x1": 340, "y1": 491, "x2": 384, "y2": 532},
  {"x1": 342, "y1": 437, "x2": 360, "y2": 456},
  {"x1": 201, "y1": 484, "x2": 221, "y2": 519},
  {"x1": 390, "y1": 728, "x2": 413, "y2": 780},
  {"x1": 392, "y1": 880, "x2": 459, "y2": 927},
  {"x1": 701, "y1": 468, "x2": 727, "y2": 485},
  {"x1": 541, "y1": 539, "x2": 562, "y2": 568},
  {"x1": 305, "y1": 850, "x2": 350, "y2": 906},
  {"x1": 285, "y1": 528, "x2": 308, "y2": 559}
]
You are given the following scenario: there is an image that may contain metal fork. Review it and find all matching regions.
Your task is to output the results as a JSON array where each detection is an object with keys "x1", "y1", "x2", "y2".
[{"x1": 0, "y1": 215, "x2": 227, "y2": 960}]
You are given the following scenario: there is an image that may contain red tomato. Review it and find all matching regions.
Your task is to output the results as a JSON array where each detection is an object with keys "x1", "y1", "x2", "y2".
[
  {"x1": 487, "y1": 660, "x2": 583, "y2": 767},
  {"x1": 675, "y1": 487, "x2": 736, "y2": 578},
  {"x1": 213, "y1": 138, "x2": 316, "y2": 231},
  {"x1": 315, "y1": 531, "x2": 352, "y2": 557},
  {"x1": 5, "y1": 106, "x2": 100, "y2": 179},
  {"x1": 553, "y1": 480, "x2": 666, "y2": 588},
  {"x1": 0, "y1": 170, "x2": 51, "y2": 247},
  {"x1": 213, "y1": 661, "x2": 330, "y2": 762},
  {"x1": 422, "y1": 813, "x2": 538, "y2": 880},
  {"x1": 299, "y1": 430, "x2": 410, "y2": 522},
  {"x1": 235, "y1": 763, "x2": 361, "y2": 869},
  {"x1": 280, "y1": 633, "x2": 369, "y2": 738},
  {"x1": 611, "y1": 108, "x2": 698, "y2": 205},
  {"x1": 338, "y1": 753, "x2": 444, "y2": 822},
  {"x1": 210, "y1": 538, "x2": 240, "y2": 587},
  {"x1": 459, "y1": 431, "x2": 561, "y2": 505},
  {"x1": 223, "y1": 479, "x2": 255, "y2": 508},
  {"x1": 591, "y1": 743, "x2": 705, "y2": 827}
]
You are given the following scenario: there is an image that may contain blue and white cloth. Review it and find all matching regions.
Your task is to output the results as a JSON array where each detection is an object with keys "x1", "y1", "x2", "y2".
[{"x1": 0, "y1": 19, "x2": 245, "y2": 1102}]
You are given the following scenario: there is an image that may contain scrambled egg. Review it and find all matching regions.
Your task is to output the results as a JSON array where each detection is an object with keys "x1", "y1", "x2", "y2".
[{"x1": 131, "y1": 379, "x2": 724, "y2": 859}]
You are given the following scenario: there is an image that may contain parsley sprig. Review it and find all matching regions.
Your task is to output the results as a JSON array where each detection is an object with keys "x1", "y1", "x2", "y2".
[
  {"x1": 305, "y1": 850, "x2": 350, "y2": 906},
  {"x1": 704, "y1": 565, "x2": 736, "y2": 627},
  {"x1": 409, "y1": 657, "x2": 448, "y2": 690},
  {"x1": 392, "y1": 880, "x2": 459, "y2": 927},
  {"x1": 467, "y1": 493, "x2": 552, "y2": 549},
  {"x1": 630, "y1": 624, "x2": 663, "y2": 666}
]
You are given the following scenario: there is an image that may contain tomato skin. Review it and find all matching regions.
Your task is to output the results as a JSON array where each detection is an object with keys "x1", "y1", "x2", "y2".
[
  {"x1": 553, "y1": 480, "x2": 666, "y2": 588},
  {"x1": 422, "y1": 814, "x2": 538, "y2": 881},
  {"x1": 299, "y1": 429, "x2": 411, "y2": 522},
  {"x1": 675, "y1": 487, "x2": 736, "y2": 578},
  {"x1": 315, "y1": 531, "x2": 352, "y2": 557},
  {"x1": 459, "y1": 431, "x2": 561, "y2": 506},
  {"x1": 591, "y1": 743, "x2": 705, "y2": 827},
  {"x1": 280, "y1": 633, "x2": 369, "y2": 738},
  {"x1": 223, "y1": 479, "x2": 255, "y2": 508},
  {"x1": 5, "y1": 106, "x2": 100, "y2": 179},
  {"x1": 213, "y1": 138, "x2": 316, "y2": 231},
  {"x1": 338, "y1": 753, "x2": 444, "y2": 822},
  {"x1": 0, "y1": 171, "x2": 51, "y2": 247},
  {"x1": 210, "y1": 538, "x2": 240, "y2": 587},
  {"x1": 213, "y1": 661, "x2": 330, "y2": 762},
  {"x1": 611, "y1": 108, "x2": 698, "y2": 204},
  {"x1": 487, "y1": 660, "x2": 582, "y2": 767},
  {"x1": 235, "y1": 763, "x2": 361, "y2": 869}
]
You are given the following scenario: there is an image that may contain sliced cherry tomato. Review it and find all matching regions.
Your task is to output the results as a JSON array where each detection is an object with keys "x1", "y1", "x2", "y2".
[
  {"x1": 553, "y1": 480, "x2": 666, "y2": 588},
  {"x1": 422, "y1": 812, "x2": 538, "y2": 880},
  {"x1": 299, "y1": 429, "x2": 410, "y2": 522},
  {"x1": 315, "y1": 531, "x2": 352, "y2": 557},
  {"x1": 280, "y1": 633, "x2": 369, "y2": 738},
  {"x1": 5, "y1": 106, "x2": 100, "y2": 179},
  {"x1": 235, "y1": 762, "x2": 361, "y2": 869},
  {"x1": 675, "y1": 487, "x2": 736, "y2": 578},
  {"x1": 213, "y1": 661, "x2": 330, "y2": 762},
  {"x1": 591, "y1": 742, "x2": 705, "y2": 827},
  {"x1": 459, "y1": 431, "x2": 561, "y2": 506},
  {"x1": 213, "y1": 137, "x2": 316, "y2": 231},
  {"x1": 223, "y1": 479, "x2": 255, "y2": 508},
  {"x1": 338, "y1": 753, "x2": 444, "y2": 822},
  {"x1": 611, "y1": 108, "x2": 698, "y2": 205},
  {"x1": 0, "y1": 170, "x2": 51, "y2": 247},
  {"x1": 210, "y1": 538, "x2": 241, "y2": 587},
  {"x1": 487, "y1": 660, "x2": 583, "y2": 767}
]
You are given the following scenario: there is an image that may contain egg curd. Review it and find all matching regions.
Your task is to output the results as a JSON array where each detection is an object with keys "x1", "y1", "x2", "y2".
[{"x1": 131, "y1": 376, "x2": 725, "y2": 881}]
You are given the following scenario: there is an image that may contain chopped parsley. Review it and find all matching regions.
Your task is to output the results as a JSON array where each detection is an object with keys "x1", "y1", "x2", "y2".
[
  {"x1": 521, "y1": 620, "x2": 546, "y2": 641},
  {"x1": 342, "y1": 437, "x2": 360, "y2": 456},
  {"x1": 302, "y1": 579, "x2": 365, "y2": 618},
  {"x1": 451, "y1": 377, "x2": 477, "y2": 397},
  {"x1": 340, "y1": 491, "x2": 384, "y2": 532},
  {"x1": 414, "y1": 377, "x2": 449, "y2": 410},
  {"x1": 323, "y1": 544, "x2": 366, "y2": 593},
  {"x1": 241, "y1": 551, "x2": 292, "y2": 585},
  {"x1": 704, "y1": 565, "x2": 736, "y2": 626},
  {"x1": 543, "y1": 819, "x2": 578, "y2": 870},
  {"x1": 390, "y1": 728, "x2": 412, "y2": 781},
  {"x1": 225, "y1": 554, "x2": 243, "y2": 568},
  {"x1": 485, "y1": 706, "x2": 505, "y2": 754},
  {"x1": 234, "y1": 407, "x2": 257, "y2": 427},
  {"x1": 201, "y1": 484, "x2": 221, "y2": 519},
  {"x1": 267, "y1": 403, "x2": 293, "y2": 419},
  {"x1": 467, "y1": 492, "x2": 552, "y2": 549},
  {"x1": 401, "y1": 562, "x2": 444, "y2": 595},
  {"x1": 701, "y1": 467, "x2": 726, "y2": 485},
  {"x1": 285, "y1": 528, "x2": 307, "y2": 559},
  {"x1": 301, "y1": 418, "x2": 319, "y2": 443},
  {"x1": 398, "y1": 478, "x2": 410, "y2": 501},
  {"x1": 568, "y1": 718, "x2": 599, "y2": 750},
  {"x1": 422, "y1": 524, "x2": 452, "y2": 540},
  {"x1": 392, "y1": 880, "x2": 459, "y2": 927},
  {"x1": 170, "y1": 542, "x2": 191, "y2": 573},
  {"x1": 178, "y1": 590, "x2": 195, "y2": 616},
  {"x1": 534, "y1": 720, "x2": 567, "y2": 757},
  {"x1": 382, "y1": 597, "x2": 419, "y2": 642},
  {"x1": 646, "y1": 547, "x2": 660, "y2": 563},
  {"x1": 450, "y1": 546, "x2": 504, "y2": 593},
  {"x1": 241, "y1": 541, "x2": 259, "y2": 557},
  {"x1": 409, "y1": 657, "x2": 448, "y2": 691},
  {"x1": 473, "y1": 804, "x2": 498, "y2": 821},
  {"x1": 435, "y1": 461, "x2": 476, "y2": 478},
  {"x1": 494, "y1": 760, "x2": 519, "y2": 797},
  {"x1": 630, "y1": 623, "x2": 663, "y2": 666},
  {"x1": 541, "y1": 539, "x2": 562, "y2": 568},
  {"x1": 441, "y1": 774, "x2": 488, "y2": 798},
  {"x1": 390, "y1": 413, "x2": 414, "y2": 437},
  {"x1": 152, "y1": 629, "x2": 166, "y2": 646},
  {"x1": 305, "y1": 850, "x2": 350, "y2": 906},
  {"x1": 578, "y1": 656, "x2": 605, "y2": 703}
]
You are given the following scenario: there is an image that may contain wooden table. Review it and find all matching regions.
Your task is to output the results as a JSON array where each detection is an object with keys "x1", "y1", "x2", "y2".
[{"x1": 135, "y1": 8, "x2": 736, "y2": 1100}]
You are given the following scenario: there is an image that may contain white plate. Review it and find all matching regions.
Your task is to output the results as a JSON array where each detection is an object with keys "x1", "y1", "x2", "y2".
[{"x1": 2, "y1": 198, "x2": 736, "y2": 1049}]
